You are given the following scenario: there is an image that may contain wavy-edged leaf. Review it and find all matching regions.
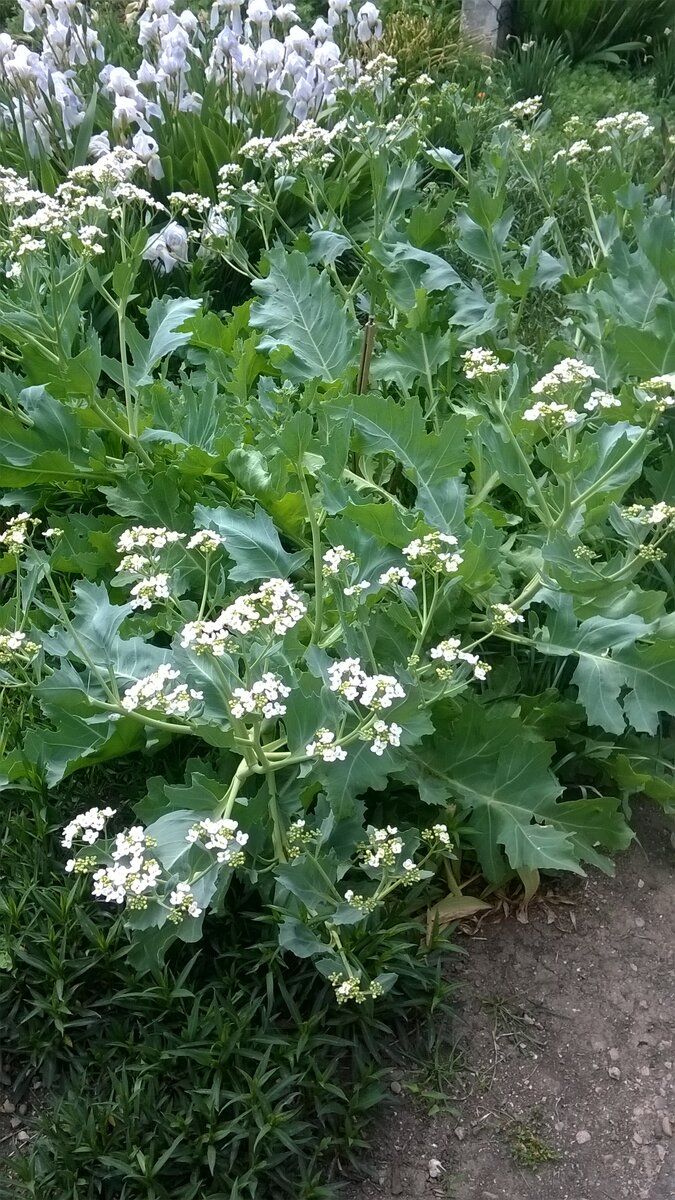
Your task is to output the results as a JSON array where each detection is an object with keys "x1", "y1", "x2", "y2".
[{"x1": 250, "y1": 248, "x2": 358, "y2": 382}]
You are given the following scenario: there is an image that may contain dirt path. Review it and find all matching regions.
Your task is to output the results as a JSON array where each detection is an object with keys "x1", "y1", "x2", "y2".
[{"x1": 345, "y1": 804, "x2": 675, "y2": 1200}]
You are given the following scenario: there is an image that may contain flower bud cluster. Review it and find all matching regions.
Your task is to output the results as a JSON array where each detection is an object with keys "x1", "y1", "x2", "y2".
[
  {"x1": 531, "y1": 358, "x2": 598, "y2": 397},
  {"x1": 461, "y1": 347, "x2": 508, "y2": 379},
  {"x1": 429, "y1": 638, "x2": 490, "y2": 682},
  {"x1": 121, "y1": 665, "x2": 203, "y2": 717},
  {"x1": 230, "y1": 672, "x2": 291, "y2": 719},
  {"x1": 0, "y1": 630, "x2": 40, "y2": 664},
  {"x1": 402, "y1": 531, "x2": 463, "y2": 575},
  {"x1": 187, "y1": 816, "x2": 249, "y2": 865}
]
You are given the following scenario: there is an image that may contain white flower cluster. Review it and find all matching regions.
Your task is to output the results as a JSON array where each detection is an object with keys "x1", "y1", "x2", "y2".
[
  {"x1": 403, "y1": 531, "x2": 463, "y2": 575},
  {"x1": 552, "y1": 139, "x2": 592, "y2": 165},
  {"x1": 584, "y1": 389, "x2": 621, "y2": 412},
  {"x1": 241, "y1": 117, "x2": 347, "y2": 172},
  {"x1": 378, "y1": 566, "x2": 416, "y2": 590},
  {"x1": 187, "y1": 529, "x2": 226, "y2": 553},
  {"x1": 230, "y1": 672, "x2": 291, "y2": 719},
  {"x1": 322, "y1": 545, "x2": 355, "y2": 576},
  {"x1": 121, "y1": 665, "x2": 204, "y2": 717},
  {"x1": 0, "y1": 629, "x2": 40, "y2": 664},
  {"x1": 91, "y1": 826, "x2": 161, "y2": 908},
  {"x1": 491, "y1": 603, "x2": 524, "y2": 628},
  {"x1": 187, "y1": 816, "x2": 249, "y2": 865},
  {"x1": 623, "y1": 502, "x2": 675, "y2": 526},
  {"x1": 364, "y1": 825, "x2": 403, "y2": 868},
  {"x1": 422, "y1": 822, "x2": 452, "y2": 847},
  {"x1": 181, "y1": 579, "x2": 306, "y2": 655},
  {"x1": 429, "y1": 638, "x2": 490, "y2": 682},
  {"x1": 639, "y1": 375, "x2": 675, "y2": 413},
  {"x1": 115, "y1": 527, "x2": 186, "y2": 606},
  {"x1": 368, "y1": 719, "x2": 402, "y2": 756},
  {"x1": 509, "y1": 95, "x2": 541, "y2": 120},
  {"x1": 62, "y1": 806, "x2": 116, "y2": 849},
  {"x1": 523, "y1": 399, "x2": 578, "y2": 427},
  {"x1": 305, "y1": 727, "x2": 347, "y2": 761},
  {"x1": 0, "y1": 511, "x2": 39, "y2": 555},
  {"x1": 168, "y1": 881, "x2": 203, "y2": 920},
  {"x1": 330, "y1": 973, "x2": 383, "y2": 1004},
  {"x1": 595, "y1": 112, "x2": 653, "y2": 140},
  {"x1": 531, "y1": 358, "x2": 599, "y2": 396},
  {"x1": 117, "y1": 525, "x2": 185, "y2": 555},
  {"x1": 462, "y1": 347, "x2": 508, "y2": 380},
  {"x1": 130, "y1": 573, "x2": 171, "y2": 611},
  {"x1": 328, "y1": 658, "x2": 405, "y2": 710}
]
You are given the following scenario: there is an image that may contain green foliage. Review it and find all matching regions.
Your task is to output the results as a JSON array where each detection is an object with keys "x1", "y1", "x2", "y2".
[
  {"x1": 516, "y1": 0, "x2": 675, "y2": 63},
  {"x1": 1, "y1": 25, "x2": 675, "y2": 1192},
  {"x1": 497, "y1": 36, "x2": 571, "y2": 102},
  {"x1": 0, "y1": 772, "x2": 453, "y2": 1199}
]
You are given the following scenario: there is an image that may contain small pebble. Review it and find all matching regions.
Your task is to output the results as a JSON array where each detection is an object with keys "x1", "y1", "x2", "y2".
[
  {"x1": 662, "y1": 1116, "x2": 672, "y2": 1138},
  {"x1": 634, "y1": 1132, "x2": 643, "y2": 1145},
  {"x1": 635, "y1": 917, "x2": 645, "y2": 928},
  {"x1": 454, "y1": 1127, "x2": 465, "y2": 1142},
  {"x1": 17, "y1": 1103, "x2": 27, "y2": 1116},
  {"x1": 1, "y1": 1099, "x2": 15, "y2": 1115},
  {"x1": 608, "y1": 1066, "x2": 621, "y2": 1080},
  {"x1": 576, "y1": 1130, "x2": 591, "y2": 1145},
  {"x1": 609, "y1": 1048, "x2": 620, "y2": 1062},
  {"x1": 428, "y1": 1158, "x2": 443, "y2": 1180},
  {"x1": 9, "y1": 1116, "x2": 21, "y2": 1129},
  {"x1": 390, "y1": 1080, "x2": 402, "y2": 1095},
  {"x1": 16, "y1": 1131, "x2": 29, "y2": 1143},
  {"x1": 657, "y1": 1145, "x2": 667, "y2": 1162}
]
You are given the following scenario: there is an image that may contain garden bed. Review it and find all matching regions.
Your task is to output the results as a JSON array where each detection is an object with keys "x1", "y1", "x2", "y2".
[{"x1": 346, "y1": 804, "x2": 675, "y2": 1200}]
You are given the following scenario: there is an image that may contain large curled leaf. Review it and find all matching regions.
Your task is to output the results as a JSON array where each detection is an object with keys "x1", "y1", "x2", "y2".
[
  {"x1": 399, "y1": 704, "x2": 630, "y2": 880},
  {"x1": 328, "y1": 394, "x2": 466, "y2": 531},
  {"x1": 194, "y1": 502, "x2": 309, "y2": 581},
  {"x1": 534, "y1": 599, "x2": 675, "y2": 735},
  {"x1": 101, "y1": 297, "x2": 200, "y2": 391},
  {"x1": 250, "y1": 248, "x2": 358, "y2": 382}
]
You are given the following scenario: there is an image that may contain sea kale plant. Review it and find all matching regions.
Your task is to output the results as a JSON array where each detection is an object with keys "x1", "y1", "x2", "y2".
[{"x1": 0, "y1": 0, "x2": 675, "y2": 1004}]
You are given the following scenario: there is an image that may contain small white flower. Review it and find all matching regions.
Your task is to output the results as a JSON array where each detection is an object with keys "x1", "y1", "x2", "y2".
[
  {"x1": 129, "y1": 573, "x2": 170, "y2": 610},
  {"x1": 187, "y1": 816, "x2": 248, "y2": 865},
  {"x1": 230, "y1": 672, "x2": 291, "y2": 720},
  {"x1": 461, "y1": 347, "x2": 508, "y2": 380},
  {"x1": 62, "y1": 806, "x2": 115, "y2": 849},
  {"x1": 531, "y1": 358, "x2": 598, "y2": 396},
  {"x1": 403, "y1": 531, "x2": 463, "y2": 575},
  {"x1": 378, "y1": 566, "x2": 416, "y2": 590},
  {"x1": 491, "y1": 603, "x2": 524, "y2": 627},
  {"x1": 322, "y1": 545, "x2": 355, "y2": 576},
  {"x1": 368, "y1": 719, "x2": 402, "y2": 755},
  {"x1": 121, "y1": 665, "x2": 203, "y2": 718},
  {"x1": 584, "y1": 389, "x2": 621, "y2": 412},
  {"x1": 306, "y1": 728, "x2": 347, "y2": 762},
  {"x1": 187, "y1": 530, "x2": 225, "y2": 553},
  {"x1": 509, "y1": 95, "x2": 541, "y2": 120},
  {"x1": 328, "y1": 657, "x2": 368, "y2": 701},
  {"x1": 143, "y1": 221, "x2": 189, "y2": 273}
]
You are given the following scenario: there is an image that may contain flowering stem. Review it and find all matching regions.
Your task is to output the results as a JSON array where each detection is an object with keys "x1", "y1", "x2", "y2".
[
  {"x1": 89, "y1": 697, "x2": 193, "y2": 735},
  {"x1": 498, "y1": 409, "x2": 555, "y2": 526},
  {"x1": 298, "y1": 467, "x2": 324, "y2": 645}
]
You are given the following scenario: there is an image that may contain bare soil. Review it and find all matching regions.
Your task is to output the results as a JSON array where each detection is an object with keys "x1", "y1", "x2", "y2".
[{"x1": 344, "y1": 804, "x2": 675, "y2": 1200}]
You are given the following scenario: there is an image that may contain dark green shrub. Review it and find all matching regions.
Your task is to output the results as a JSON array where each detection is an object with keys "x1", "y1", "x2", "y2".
[{"x1": 516, "y1": 0, "x2": 675, "y2": 63}]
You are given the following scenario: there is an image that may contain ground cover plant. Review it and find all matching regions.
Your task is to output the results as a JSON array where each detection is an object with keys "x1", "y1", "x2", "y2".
[{"x1": 1, "y1": 0, "x2": 675, "y2": 1194}]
